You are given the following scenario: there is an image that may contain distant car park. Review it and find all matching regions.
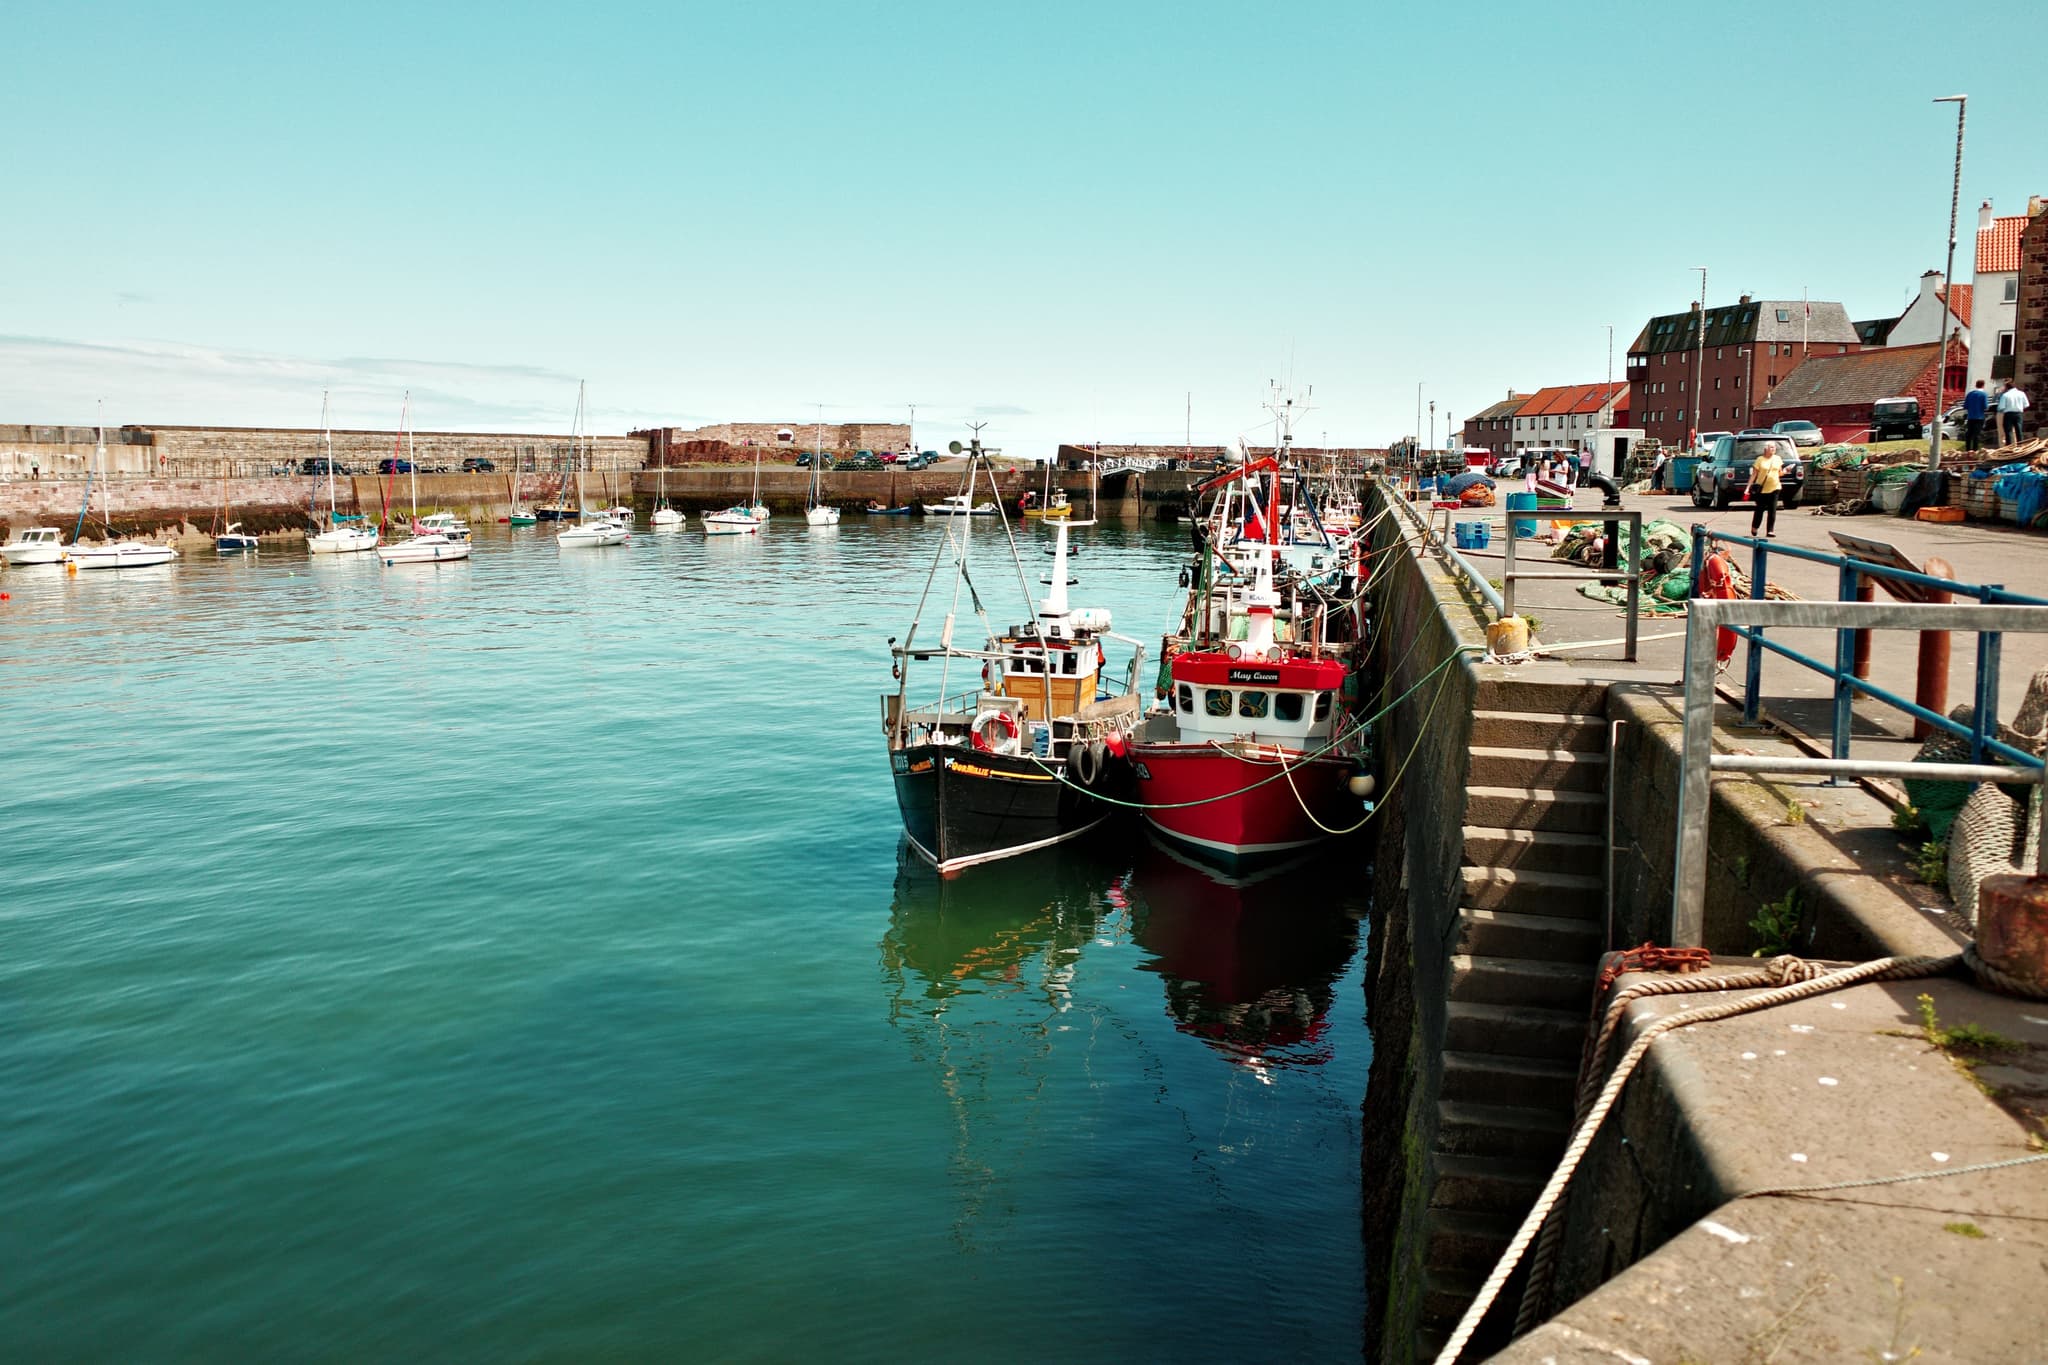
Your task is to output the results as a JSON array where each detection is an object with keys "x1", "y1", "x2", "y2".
[
  {"x1": 460, "y1": 456, "x2": 496, "y2": 473},
  {"x1": 299, "y1": 456, "x2": 349, "y2": 476}
]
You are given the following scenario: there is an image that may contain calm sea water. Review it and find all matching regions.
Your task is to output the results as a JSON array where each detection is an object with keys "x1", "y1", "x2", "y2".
[{"x1": 0, "y1": 518, "x2": 1370, "y2": 1361}]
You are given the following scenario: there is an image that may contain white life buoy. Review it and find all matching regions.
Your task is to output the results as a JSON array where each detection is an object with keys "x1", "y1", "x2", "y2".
[{"x1": 970, "y1": 708, "x2": 1021, "y2": 755}]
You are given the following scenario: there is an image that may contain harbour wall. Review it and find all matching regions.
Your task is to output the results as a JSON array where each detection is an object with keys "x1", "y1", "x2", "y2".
[
  {"x1": 1355, "y1": 478, "x2": 2007, "y2": 1361},
  {"x1": 0, "y1": 425, "x2": 649, "y2": 480}
]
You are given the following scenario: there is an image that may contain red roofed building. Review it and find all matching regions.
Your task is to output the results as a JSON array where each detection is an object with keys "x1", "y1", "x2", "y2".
[
  {"x1": 1972, "y1": 199, "x2": 2032, "y2": 387},
  {"x1": 1753, "y1": 338, "x2": 1968, "y2": 443},
  {"x1": 1460, "y1": 391, "x2": 1528, "y2": 456},
  {"x1": 1507, "y1": 381, "x2": 1628, "y2": 452}
]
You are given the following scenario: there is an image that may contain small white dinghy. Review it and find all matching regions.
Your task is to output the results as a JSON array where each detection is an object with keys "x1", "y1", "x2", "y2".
[
  {"x1": 67, "y1": 541, "x2": 179, "y2": 570},
  {"x1": 650, "y1": 506, "x2": 684, "y2": 528},
  {"x1": 1, "y1": 527, "x2": 68, "y2": 566},
  {"x1": 558, "y1": 515, "x2": 630, "y2": 548}
]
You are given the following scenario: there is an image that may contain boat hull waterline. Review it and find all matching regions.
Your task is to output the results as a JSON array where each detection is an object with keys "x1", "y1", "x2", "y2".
[
  {"x1": 1130, "y1": 743, "x2": 1356, "y2": 863},
  {"x1": 891, "y1": 743, "x2": 1113, "y2": 874},
  {"x1": 66, "y1": 543, "x2": 180, "y2": 570}
]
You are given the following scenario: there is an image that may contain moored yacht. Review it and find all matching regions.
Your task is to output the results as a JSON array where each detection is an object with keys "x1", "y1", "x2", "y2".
[{"x1": 1, "y1": 527, "x2": 68, "y2": 566}]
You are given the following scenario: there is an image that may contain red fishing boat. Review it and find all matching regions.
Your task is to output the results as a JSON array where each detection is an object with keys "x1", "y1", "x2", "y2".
[{"x1": 1129, "y1": 421, "x2": 1371, "y2": 864}]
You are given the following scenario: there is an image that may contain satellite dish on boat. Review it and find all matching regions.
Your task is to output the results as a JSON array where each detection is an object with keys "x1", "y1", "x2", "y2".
[{"x1": 948, "y1": 440, "x2": 964, "y2": 455}]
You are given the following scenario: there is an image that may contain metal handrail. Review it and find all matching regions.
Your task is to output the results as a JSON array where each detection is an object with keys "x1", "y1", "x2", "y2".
[
  {"x1": 1689, "y1": 526, "x2": 2048, "y2": 763},
  {"x1": 1503, "y1": 508, "x2": 1642, "y2": 661},
  {"x1": 1674, "y1": 599, "x2": 2048, "y2": 947},
  {"x1": 1382, "y1": 481, "x2": 1504, "y2": 617}
]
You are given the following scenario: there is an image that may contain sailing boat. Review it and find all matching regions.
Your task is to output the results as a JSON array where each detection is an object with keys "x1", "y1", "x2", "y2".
[
  {"x1": 702, "y1": 443, "x2": 765, "y2": 535},
  {"x1": 805, "y1": 407, "x2": 839, "y2": 526},
  {"x1": 882, "y1": 436, "x2": 1142, "y2": 872},
  {"x1": 650, "y1": 443, "x2": 682, "y2": 527},
  {"x1": 307, "y1": 391, "x2": 378, "y2": 554},
  {"x1": 213, "y1": 458, "x2": 259, "y2": 553},
  {"x1": 379, "y1": 395, "x2": 473, "y2": 565},
  {"x1": 557, "y1": 384, "x2": 630, "y2": 547},
  {"x1": 66, "y1": 410, "x2": 179, "y2": 570}
]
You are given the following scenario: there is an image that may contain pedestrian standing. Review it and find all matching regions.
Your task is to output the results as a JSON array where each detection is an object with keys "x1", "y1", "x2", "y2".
[
  {"x1": 1651, "y1": 449, "x2": 1668, "y2": 492},
  {"x1": 1746, "y1": 440, "x2": 1786, "y2": 539},
  {"x1": 1963, "y1": 380, "x2": 1990, "y2": 452},
  {"x1": 1998, "y1": 383, "x2": 2030, "y2": 445}
]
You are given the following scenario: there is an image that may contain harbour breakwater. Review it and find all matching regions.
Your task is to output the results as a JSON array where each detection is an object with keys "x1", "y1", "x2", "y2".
[{"x1": 0, "y1": 467, "x2": 1210, "y2": 544}]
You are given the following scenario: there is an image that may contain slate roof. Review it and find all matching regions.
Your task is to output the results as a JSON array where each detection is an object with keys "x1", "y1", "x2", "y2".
[
  {"x1": 1469, "y1": 394, "x2": 1530, "y2": 422},
  {"x1": 1628, "y1": 300, "x2": 1860, "y2": 356},
  {"x1": 1977, "y1": 215, "x2": 2027, "y2": 275},
  {"x1": 1754, "y1": 343, "x2": 1942, "y2": 413}
]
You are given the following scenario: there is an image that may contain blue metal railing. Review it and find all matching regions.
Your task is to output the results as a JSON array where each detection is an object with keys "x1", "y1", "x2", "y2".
[{"x1": 1688, "y1": 526, "x2": 2048, "y2": 769}]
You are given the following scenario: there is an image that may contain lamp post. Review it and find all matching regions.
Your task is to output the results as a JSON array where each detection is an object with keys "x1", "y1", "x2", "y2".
[
  {"x1": 1415, "y1": 381, "x2": 1423, "y2": 467},
  {"x1": 1691, "y1": 267, "x2": 1707, "y2": 452},
  {"x1": 1930, "y1": 94, "x2": 1967, "y2": 472},
  {"x1": 1428, "y1": 400, "x2": 1436, "y2": 460}
]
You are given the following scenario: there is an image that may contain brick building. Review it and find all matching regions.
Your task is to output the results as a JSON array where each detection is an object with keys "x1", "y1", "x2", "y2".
[
  {"x1": 1461, "y1": 393, "x2": 1528, "y2": 455},
  {"x1": 1626, "y1": 297, "x2": 1862, "y2": 448},
  {"x1": 1752, "y1": 339, "x2": 1966, "y2": 443},
  {"x1": 2017, "y1": 198, "x2": 2048, "y2": 410}
]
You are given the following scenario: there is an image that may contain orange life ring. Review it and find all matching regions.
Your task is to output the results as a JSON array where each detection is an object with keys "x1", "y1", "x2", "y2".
[{"x1": 970, "y1": 708, "x2": 1021, "y2": 755}]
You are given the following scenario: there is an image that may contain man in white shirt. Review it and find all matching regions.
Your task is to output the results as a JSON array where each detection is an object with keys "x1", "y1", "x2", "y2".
[{"x1": 1998, "y1": 384, "x2": 2030, "y2": 445}]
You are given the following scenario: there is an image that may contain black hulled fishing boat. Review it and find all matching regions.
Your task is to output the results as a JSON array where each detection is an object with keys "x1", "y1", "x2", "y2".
[{"x1": 883, "y1": 439, "x2": 1143, "y2": 873}]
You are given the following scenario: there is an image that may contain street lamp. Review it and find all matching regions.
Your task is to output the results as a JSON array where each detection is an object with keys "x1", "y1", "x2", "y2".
[
  {"x1": 1691, "y1": 267, "x2": 1707, "y2": 452},
  {"x1": 1930, "y1": 94, "x2": 1967, "y2": 472},
  {"x1": 1415, "y1": 381, "x2": 1423, "y2": 466},
  {"x1": 1428, "y1": 400, "x2": 1436, "y2": 459}
]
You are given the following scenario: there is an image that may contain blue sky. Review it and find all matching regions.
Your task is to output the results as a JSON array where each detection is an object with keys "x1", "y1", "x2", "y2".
[{"x1": 1, "y1": 0, "x2": 2035, "y2": 455}]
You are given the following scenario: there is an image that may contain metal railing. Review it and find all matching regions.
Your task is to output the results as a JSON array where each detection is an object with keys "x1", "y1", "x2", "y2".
[
  {"x1": 1502, "y1": 508, "x2": 1643, "y2": 661},
  {"x1": 1688, "y1": 527, "x2": 2048, "y2": 765},
  {"x1": 1383, "y1": 481, "x2": 1504, "y2": 616},
  {"x1": 1673, "y1": 598, "x2": 2048, "y2": 946}
]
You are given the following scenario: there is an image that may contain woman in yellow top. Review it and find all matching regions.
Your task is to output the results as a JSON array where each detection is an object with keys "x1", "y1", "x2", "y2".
[{"x1": 1745, "y1": 440, "x2": 1786, "y2": 538}]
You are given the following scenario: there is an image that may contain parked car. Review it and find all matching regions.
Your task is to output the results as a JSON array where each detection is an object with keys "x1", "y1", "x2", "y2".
[
  {"x1": 377, "y1": 457, "x2": 415, "y2": 474},
  {"x1": 460, "y1": 456, "x2": 496, "y2": 473},
  {"x1": 299, "y1": 456, "x2": 348, "y2": 476},
  {"x1": 1923, "y1": 403, "x2": 1967, "y2": 443},
  {"x1": 1769, "y1": 419, "x2": 1825, "y2": 448},
  {"x1": 794, "y1": 451, "x2": 838, "y2": 469},
  {"x1": 901, "y1": 453, "x2": 935, "y2": 471},
  {"x1": 1691, "y1": 432, "x2": 1806, "y2": 509},
  {"x1": 1694, "y1": 430, "x2": 1734, "y2": 454},
  {"x1": 1868, "y1": 397, "x2": 1923, "y2": 442}
]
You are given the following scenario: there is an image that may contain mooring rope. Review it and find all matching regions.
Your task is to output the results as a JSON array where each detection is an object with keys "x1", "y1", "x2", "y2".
[{"x1": 1436, "y1": 952, "x2": 1964, "y2": 1365}]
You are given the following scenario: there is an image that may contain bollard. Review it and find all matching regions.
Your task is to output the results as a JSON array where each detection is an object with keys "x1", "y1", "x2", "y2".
[
  {"x1": 1913, "y1": 556, "x2": 1954, "y2": 740},
  {"x1": 1975, "y1": 875, "x2": 2048, "y2": 995},
  {"x1": 1852, "y1": 576, "x2": 1876, "y2": 679}
]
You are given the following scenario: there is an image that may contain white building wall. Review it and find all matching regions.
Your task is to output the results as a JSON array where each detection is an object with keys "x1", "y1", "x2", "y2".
[
  {"x1": 1889, "y1": 273, "x2": 1967, "y2": 349},
  {"x1": 1969, "y1": 271, "x2": 2018, "y2": 390}
]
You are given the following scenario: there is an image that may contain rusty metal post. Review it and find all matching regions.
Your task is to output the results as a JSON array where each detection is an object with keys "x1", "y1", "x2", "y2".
[
  {"x1": 1852, "y1": 576, "x2": 1876, "y2": 679},
  {"x1": 1914, "y1": 555, "x2": 1955, "y2": 740}
]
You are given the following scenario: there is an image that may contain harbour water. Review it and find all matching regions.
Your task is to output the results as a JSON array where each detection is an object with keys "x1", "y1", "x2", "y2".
[{"x1": 0, "y1": 520, "x2": 1371, "y2": 1360}]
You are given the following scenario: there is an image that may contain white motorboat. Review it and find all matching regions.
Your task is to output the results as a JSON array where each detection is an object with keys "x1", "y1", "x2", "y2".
[
  {"x1": 309, "y1": 524, "x2": 379, "y2": 554},
  {"x1": 701, "y1": 507, "x2": 763, "y2": 536},
  {"x1": 68, "y1": 541, "x2": 179, "y2": 570},
  {"x1": 650, "y1": 506, "x2": 684, "y2": 528},
  {"x1": 922, "y1": 494, "x2": 999, "y2": 516},
  {"x1": 558, "y1": 515, "x2": 630, "y2": 547},
  {"x1": 412, "y1": 511, "x2": 472, "y2": 540},
  {"x1": 379, "y1": 533, "x2": 472, "y2": 565},
  {"x1": 599, "y1": 504, "x2": 634, "y2": 525},
  {"x1": 804, "y1": 505, "x2": 841, "y2": 526},
  {"x1": 1, "y1": 527, "x2": 67, "y2": 566}
]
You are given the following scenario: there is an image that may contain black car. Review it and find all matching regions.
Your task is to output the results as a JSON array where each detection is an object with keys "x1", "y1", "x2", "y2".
[
  {"x1": 1868, "y1": 398, "x2": 1922, "y2": 442},
  {"x1": 1691, "y1": 432, "x2": 1806, "y2": 509},
  {"x1": 378, "y1": 457, "x2": 415, "y2": 474},
  {"x1": 299, "y1": 456, "x2": 348, "y2": 476},
  {"x1": 794, "y1": 451, "x2": 837, "y2": 469},
  {"x1": 460, "y1": 456, "x2": 496, "y2": 473}
]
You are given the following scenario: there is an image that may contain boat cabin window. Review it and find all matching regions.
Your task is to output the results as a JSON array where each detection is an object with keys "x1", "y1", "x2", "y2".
[
  {"x1": 1238, "y1": 691, "x2": 1268, "y2": 719},
  {"x1": 1275, "y1": 692, "x2": 1304, "y2": 723},
  {"x1": 1204, "y1": 688, "x2": 1232, "y2": 717},
  {"x1": 1177, "y1": 683, "x2": 1194, "y2": 714},
  {"x1": 1314, "y1": 692, "x2": 1333, "y2": 721},
  {"x1": 1063, "y1": 652, "x2": 1078, "y2": 676}
]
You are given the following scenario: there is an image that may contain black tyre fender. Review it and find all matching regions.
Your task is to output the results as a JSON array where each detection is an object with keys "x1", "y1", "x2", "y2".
[{"x1": 1070, "y1": 740, "x2": 1100, "y2": 787}]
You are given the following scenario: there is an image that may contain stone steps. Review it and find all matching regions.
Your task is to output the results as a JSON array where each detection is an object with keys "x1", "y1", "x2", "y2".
[
  {"x1": 1468, "y1": 744, "x2": 1609, "y2": 793},
  {"x1": 1441, "y1": 1050, "x2": 1581, "y2": 1110},
  {"x1": 1469, "y1": 708, "x2": 1608, "y2": 753},
  {"x1": 1461, "y1": 825, "x2": 1606, "y2": 876},
  {"x1": 1458, "y1": 866, "x2": 1603, "y2": 916},
  {"x1": 1436, "y1": 1099, "x2": 1573, "y2": 1162},
  {"x1": 1449, "y1": 954, "x2": 1600, "y2": 1010},
  {"x1": 1446, "y1": 1000, "x2": 1589, "y2": 1063},
  {"x1": 1465, "y1": 785, "x2": 1605, "y2": 835},
  {"x1": 1422, "y1": 1206, "x2": 1528, "y2": 1279},
  {"x1": 1452, "y1": 907, "x2": 1603, "y2": 964},
  {"x1": 1430, "y1": 1150, "x2": 1556, "y2": 1221},
  {"x1": 1475, "y1": 677, "x2": 1611, "y2": 717}
]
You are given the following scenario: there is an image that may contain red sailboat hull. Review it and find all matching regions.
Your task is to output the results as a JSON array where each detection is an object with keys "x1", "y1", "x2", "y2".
[{"x1": 1130, "y1": 742, "x2": 1356, "y2": 861}]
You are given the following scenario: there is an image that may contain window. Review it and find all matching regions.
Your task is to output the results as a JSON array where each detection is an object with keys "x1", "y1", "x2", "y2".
[
  {"x1": 1314, "y1": 692, "x2": 1333, "y2": 721},
  {"x1": 1177, "y1": 683, "x2": 1194, "y2": 713},
  {"x1": 1716, "y1": 348, "x2": 1724, "y2": 359},
  {"x1": 1238, "y1": 690, "x2": 1269, "y2": 719},
  {"x1": 1276, "y1": 692, "x2": 1304, "y2": 723},
  {"x1": 1836, "y1": 345, "x2": 1846, "y2": 354},
  {"x1": 2006, "y1": 279, "x2": 2020, "y2": 303},
  {"x1": 1679, "y1": 380, "x2": 1686, "y2": 392},
  {"x1": 1713, "y1": 407, "x2": 1720, "y2": 419},
  {"x1": 1777, "y1": 309, "x2": 1791, "y2": 322},
  {"x1": 1063, "y1": 652, "x2": 1077, "y2": 675},
  {"x1": 1714, "y1": 377, "x2": 1722, "y2": 389},
  {"x1": 1678, "y1": 409, "x2": 1686, "y2": 424},
  {"x1": 1205, "y1": 688, "x2": 1231, "y2": 717},
  {"x1": 1734, "y1": 375, "x2": 1743, "y2": 388},
  {"x1": 1734, "y1": 406, "x2": 1743, "y2": 418},
  {"x1": 1661, "y1": 355, "x2": 1667, "y2": 367},
  {"x1": 1999, "y1": 331, "x2": 2016, "y2": 356}
]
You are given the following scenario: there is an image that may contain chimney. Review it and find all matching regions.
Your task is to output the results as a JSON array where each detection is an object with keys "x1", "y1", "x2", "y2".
[
  {"x1": 1738, "y1": 293, "x2": 1751, "y2": 305},
  {"x1": 1979, "y1": 200, "x2": 1994, "y2": 234},
  {"x1": 1689, "y1": 301, "x2": 1701, "y2": 313},
  {"x1": 1921, "y1": 269, "x2": 1944, "y2": 299}
]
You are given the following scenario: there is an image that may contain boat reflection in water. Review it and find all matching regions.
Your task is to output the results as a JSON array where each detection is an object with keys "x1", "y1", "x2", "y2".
[{"x1": 1122, "y1": 834, "x2": 1361, "y2": 1073}]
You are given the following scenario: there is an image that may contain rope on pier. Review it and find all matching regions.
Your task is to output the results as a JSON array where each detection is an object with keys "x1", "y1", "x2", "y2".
[{"x1": 1437, "y1": 951, "x2": 1964, "y2": 1365}]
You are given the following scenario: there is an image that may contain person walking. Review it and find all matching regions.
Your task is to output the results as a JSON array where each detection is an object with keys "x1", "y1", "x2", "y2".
[
  {"x1": 1745, "y1": 440, "x2": 1786, "y2": 539},
  {"x1": 1998, "y1": 383, "x2": 2029, "y2": 445},
  {"x1": 1963, "y1": 380, "x2": 1990, "y2": 452}
]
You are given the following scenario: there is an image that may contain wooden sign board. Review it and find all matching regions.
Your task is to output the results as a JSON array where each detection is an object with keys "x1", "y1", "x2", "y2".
[{"x1": 1826, "y1": 531, "x2": 1941, "y2": 603}]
